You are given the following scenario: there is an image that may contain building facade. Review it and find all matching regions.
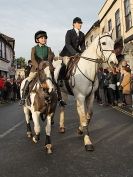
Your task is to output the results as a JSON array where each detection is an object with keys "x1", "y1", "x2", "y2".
[
  {"x1": 98, "y1": 0, "x2": 133, "y2": 67},
  {"x1": 0, "y1": 33, "x2": 15, "y2": 77},
  {"x1": 85, "y1": 20, "x2": 100, "y2": 48},
  {"x1": 86, "y1": 0, "x2": 133, "y2": 67}
]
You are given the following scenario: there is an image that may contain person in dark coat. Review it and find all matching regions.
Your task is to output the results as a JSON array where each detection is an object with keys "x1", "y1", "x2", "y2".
[
  {"x1": 60, "y1": 17, "x2": 86, "y2": 65},
  {"x1": 58, "y1": 17, "x2": 86, "y2": 83},
  {"x1": 25, "y1": 60, "x2": 32, "y2": 78}
]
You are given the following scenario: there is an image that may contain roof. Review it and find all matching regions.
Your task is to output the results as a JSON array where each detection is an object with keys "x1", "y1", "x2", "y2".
[
  {"x1": 98, "y1": 0, "x2": 108, "y2": 15},
  {"x1": 85, "y1": 20, "x2": 100, "y2": 37},
  {"x1": 0, "y1": 32, "x2": 15, "y2": 49}
]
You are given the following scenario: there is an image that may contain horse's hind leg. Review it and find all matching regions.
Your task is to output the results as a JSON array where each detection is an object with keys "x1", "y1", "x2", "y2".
[
  {"x1": 23, "y1": 106, "x2": 32, "y2": 138},
  {"x1": 32, "y1": 111, "x2": 41, "y2": 143},
  {"x1": 85, "y1": 93, "x2": 94, "y2": 124},
  {"x1": 76, "y1": 96, "x2": 94, "y2": 151},
  {"x1": 59, "y1": 92, "x2": 68, "y2": 133},
  {"x1": 45, "y1": 113, "x2": 53, "y2": 154}
]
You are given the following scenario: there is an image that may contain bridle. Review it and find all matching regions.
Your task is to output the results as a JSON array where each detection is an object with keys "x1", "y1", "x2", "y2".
[
  {"x1": 97, "y1": 34, "x2": 115, "y2": 64},
  {"x1": 79, "y1": 34, "x2": 115, "y2": 64},
  {"x1": 37, "y1": 64, "x2": 54, "y2": 90}
]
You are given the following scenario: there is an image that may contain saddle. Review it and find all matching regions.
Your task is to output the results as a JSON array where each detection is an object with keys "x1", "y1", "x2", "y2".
[
  {"x1": 58, "y1": 55, "x2": 80, "y2": 80},
  {"x1": 66, "y1": 55, "x2": 80, "y2": 79},
  {"x1": 58, "y1": 55, "x2": 80, "y2": 95}
]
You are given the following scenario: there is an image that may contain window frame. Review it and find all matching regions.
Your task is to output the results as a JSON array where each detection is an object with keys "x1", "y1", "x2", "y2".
[
  {"x1": 124, "y1": 0, "x2": 132, "y2": 31},
  {"x1": 0, "y1": 41, "x2": 2, "y2": 58},
  {"x1": 115, "y1": 9, "x2": 121, "y2": 38},
  {"x1": 108, "y1": 19, "x2": 112, "y2": 32}
]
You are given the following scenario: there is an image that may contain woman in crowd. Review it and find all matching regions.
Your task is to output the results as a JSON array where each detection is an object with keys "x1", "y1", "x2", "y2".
[{"x1": 121, "y1": 66, "x2": 132, "y2": 106}]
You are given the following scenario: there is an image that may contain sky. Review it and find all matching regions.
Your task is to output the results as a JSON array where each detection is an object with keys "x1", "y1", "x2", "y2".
[{"x1": 0, "y1": 0, "x2": 105, "y2": 60}]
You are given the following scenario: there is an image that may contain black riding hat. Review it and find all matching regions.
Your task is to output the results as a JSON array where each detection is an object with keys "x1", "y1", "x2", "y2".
[
  {"x1": 34, "y1": 30, "x2": 47, "y2": 43},
  {"x1": 73, "y1": 17, "x2": 83, "y2": 24}
]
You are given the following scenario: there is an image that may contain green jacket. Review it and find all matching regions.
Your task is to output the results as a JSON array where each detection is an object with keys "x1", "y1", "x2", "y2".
[{"x1": 31, "y1": 45, "x2": 54, "y2": 72}]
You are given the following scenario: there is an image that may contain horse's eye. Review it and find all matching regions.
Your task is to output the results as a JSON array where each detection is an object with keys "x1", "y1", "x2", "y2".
[{"x1": 102, "y1": 42, "x2": 106, "y2": 45}]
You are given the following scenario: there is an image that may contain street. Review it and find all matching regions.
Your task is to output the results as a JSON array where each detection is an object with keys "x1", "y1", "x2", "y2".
[{"x1": 0, "y1": 98, "x2": 133, "y2": 177}]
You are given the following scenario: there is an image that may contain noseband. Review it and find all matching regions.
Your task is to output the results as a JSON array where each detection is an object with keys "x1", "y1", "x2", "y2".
[
  {"x1": 98, "y1": 34, "x2": 114, "y2": 63},
  {"x1": 80, "y1": 34, "x2": 114, "y2": 64}
]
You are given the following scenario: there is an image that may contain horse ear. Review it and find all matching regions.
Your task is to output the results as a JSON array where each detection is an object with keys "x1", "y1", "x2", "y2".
[{"x1": 109, "y1": 29, "x2": 114, "y2": 38}]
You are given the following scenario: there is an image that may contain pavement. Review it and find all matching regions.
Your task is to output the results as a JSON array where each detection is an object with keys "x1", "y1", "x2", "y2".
[{"x1": 0, "y1": 98, "x2": 133, "y2": 177}]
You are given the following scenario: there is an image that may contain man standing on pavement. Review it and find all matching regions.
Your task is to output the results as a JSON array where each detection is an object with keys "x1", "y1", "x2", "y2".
[{"x1": 25, "y1": 60, "x2": 32, "y2": 78}]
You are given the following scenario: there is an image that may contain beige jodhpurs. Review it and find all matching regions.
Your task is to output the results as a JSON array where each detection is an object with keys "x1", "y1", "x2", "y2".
[{"x1": 26, "y1": 72, "x2": 37, "y2": 82}]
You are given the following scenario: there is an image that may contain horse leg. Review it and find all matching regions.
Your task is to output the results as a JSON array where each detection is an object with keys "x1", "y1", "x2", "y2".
[
  {"x1": 85, "y1": 93, "x2": 94, "y2": 124},
  {"x1": 76, "y1": 97, "x2": 94, "y2": 151},
  {"x1": 32, "y1": 111, "x2": 41, "y2": 143},
  {"x1": 23, "y1": 106, "x2": 32, "y2": 138},
  {"x1": 45, "y1": 113, "x2": 53, "y2": 154},
  {"x1": 59, "y1": 92, "x2": 68, "y2": 133}
]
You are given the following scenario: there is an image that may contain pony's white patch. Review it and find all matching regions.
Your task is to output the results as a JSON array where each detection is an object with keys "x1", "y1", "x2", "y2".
[
  {"x1": 45, "y1": 114, "x2": 53, "y2": 136},
  {"x1": 44, "y1": 66, "x2": 54, "y2": 93},
  {"x1": 32, "y1": 111, "x2": 41, "y2": 134}
]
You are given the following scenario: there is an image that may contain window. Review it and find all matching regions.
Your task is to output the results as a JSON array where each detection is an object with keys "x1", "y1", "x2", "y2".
[
  {"x1": 1, "y1": 42, "x2": 6, "y2": 59},
  {"x1": 0, "y1": 41, "x2": 2, "y2": 58},
  {"x1": 108, "y1": 19, "x2": 112, "y2": 31},
  {"x1": 124, "y1": 0, "x2": 132, "y2": 31},
  {"x1": 115, "y1": 9, "x2": 121, "y2": 38},
  {"x1": 102, "y1": 27, "x2": 105, "y2": 33},
  {"x1": 90, "y1": 35, "x2": 93, "y2": 42}
]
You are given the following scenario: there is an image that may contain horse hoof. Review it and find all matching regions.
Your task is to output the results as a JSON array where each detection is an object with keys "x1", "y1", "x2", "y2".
[
  {"x1": 85, "y1": 144, "x2": 94, "y2": 151},
  {"x1": 77, "y1": 128, "x2": 83, "y2": 135},
  {"x1": 27, "y1": 132, "x2": 32, "y2": 138},
  {"x1": 45, "y1": 144, "x2": 53, "y2": 154},
  {"x1": 59, "y1": 127, "x2": 65, "y2": 133},
  {"x1": 32, "y1": 135, "x2": 40, "y2": 143}
]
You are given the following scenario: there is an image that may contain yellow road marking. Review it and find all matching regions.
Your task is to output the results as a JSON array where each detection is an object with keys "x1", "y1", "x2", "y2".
[{"x1": 112, "y1": 106, "x2": 133, "y2": 118}]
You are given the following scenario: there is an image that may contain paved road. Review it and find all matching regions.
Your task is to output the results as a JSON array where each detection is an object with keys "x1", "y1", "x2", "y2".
[{"x1": 0, "y1": 99, "x2": 133, "y2": 177}]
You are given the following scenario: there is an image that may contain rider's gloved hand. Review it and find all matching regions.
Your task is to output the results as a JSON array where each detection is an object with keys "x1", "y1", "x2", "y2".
[{"x1": 39, "y1": 61, "x2": 45, "y2": 70}]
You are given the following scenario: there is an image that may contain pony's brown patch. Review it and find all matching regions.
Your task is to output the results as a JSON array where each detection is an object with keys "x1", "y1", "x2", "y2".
[{"x1": 33, "y1": 87, "x2": 57, "y2": 114}]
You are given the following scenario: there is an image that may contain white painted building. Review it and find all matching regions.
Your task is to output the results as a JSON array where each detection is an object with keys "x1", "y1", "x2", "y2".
[{"x1": 0, "y1": 33, "x2": 15, "y2": 77}]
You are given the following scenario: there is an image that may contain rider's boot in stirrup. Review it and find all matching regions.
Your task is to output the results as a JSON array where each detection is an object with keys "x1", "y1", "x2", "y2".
[{"x1": 56, "y1": 85, "x2": 66, "y2": 107}]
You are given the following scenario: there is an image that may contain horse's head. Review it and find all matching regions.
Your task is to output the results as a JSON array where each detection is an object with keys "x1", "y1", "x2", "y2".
[
  {"x1": 96, "y1": 32, "x2": 118, "y2": 67},
  {"x1": 38, "y1": 61, "x2": 54, "y2": 93}
]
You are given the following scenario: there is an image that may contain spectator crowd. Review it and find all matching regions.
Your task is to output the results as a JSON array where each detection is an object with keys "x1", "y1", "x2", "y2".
[
  {"x1": 96, "y1": 60, "x2": 133, "y2": 108},
  {"x1": 0, "y1": 75, "x2": 22, "y2": 104},
  {"x1": 0, "y1": 59, "x2": 133, "y2": 110}
]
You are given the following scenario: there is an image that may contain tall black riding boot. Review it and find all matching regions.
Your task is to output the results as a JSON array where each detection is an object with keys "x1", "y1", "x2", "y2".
[
  {"x1": 56, "y1": 85, "x2": 66, "y2": 107},
  {"x1": 51, "y1": 70, "x2": 66, "y2": 107},
  {"x1": 20, "y1": 80, "x2": 30, "y2": 105}
]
